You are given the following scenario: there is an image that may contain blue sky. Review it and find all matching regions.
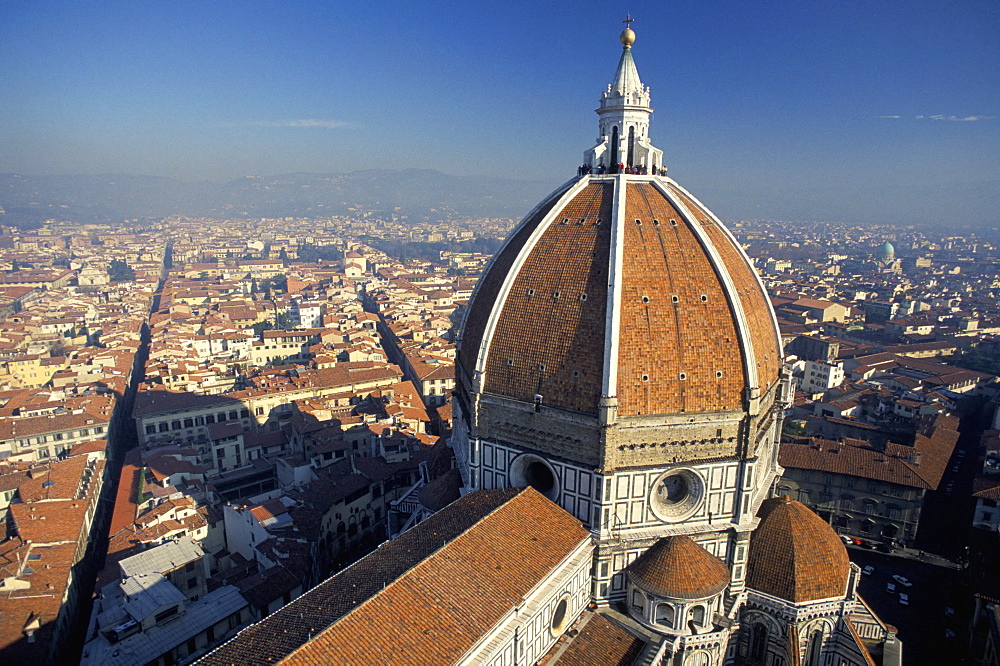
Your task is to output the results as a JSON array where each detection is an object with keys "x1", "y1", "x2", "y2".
[{"x1": 1, "y1": 1, "x2": 997, "y2": 225}]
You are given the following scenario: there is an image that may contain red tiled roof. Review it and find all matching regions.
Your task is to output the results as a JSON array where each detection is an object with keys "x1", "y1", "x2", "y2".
[
  {"x1": 460, "y1": 177, "x2": 781, "y2": 418},
  {"x1": 250, "y1": 497, "x2": 288, "y2": 523},
  {"x1": 747, "y1": 498, "x2": 849, "y2": 603},
  {"x1": 540, "y1": 611, "x2": 646, "y2": 665},
  {"x1": 779, "y1": 414, "x2": 959, "y2": 490},
  {"x1": 284, "y1": 487, "x2": 588, "y2": 664},
  {"x1": 199, "y1": 488, "x2": 588, "y2": 666},
  {"x1": 108, "y1": 448, "x2": 141, "y2": 536},
  {"x1": 626, "y1": 535, "x2": 729, "y2": 600},
  {"x1": 475, "y1": 183, "x2": 613, "y2": 415},
  {"x1": 459, "y1": 182, "x2": 575, "y2": 384}
]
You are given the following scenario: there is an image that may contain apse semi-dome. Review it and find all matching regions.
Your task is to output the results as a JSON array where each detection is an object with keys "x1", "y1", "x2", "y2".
[
  {"x1": 459, "y1": 176, "x2": 780, "y2": 418},
  {"x1": 746, "y1": 497, "x2": 851, "y2": 603},
  {"x1": 626, "y1": 535, "x2": 730, "y2": 600}
]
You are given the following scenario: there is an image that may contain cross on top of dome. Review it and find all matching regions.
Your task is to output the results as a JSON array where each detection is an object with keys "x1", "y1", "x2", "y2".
[{"x1": 621, "y1": 14, "x2": 636, "y2": 48}]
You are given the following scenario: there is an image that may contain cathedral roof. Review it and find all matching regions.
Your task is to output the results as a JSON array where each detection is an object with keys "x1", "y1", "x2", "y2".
[
  {"x1": 746, "y1": 497, "x2": 850, "y2": 603},
  {"x1": 418, "y1": 467, "x2": 462, "y2": 511},
  {"x1": 457, "y1": 20, "x2": 781, "y2": 431},
  {"x1": 625, "y1": 535, "x2": 730, "y2": 600},
  {"x1": 199, "y1": 487, "x2": 589, "y2": 665},
  {"x1": 459, "y1": 177, "x2": 782, "y2": 418},
  {"x1": 540, "y1": 611, "x2": 646, "y2": 665}
]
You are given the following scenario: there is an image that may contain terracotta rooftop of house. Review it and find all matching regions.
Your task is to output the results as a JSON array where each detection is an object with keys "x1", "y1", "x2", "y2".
[
  {"x1": 780, "y1": 414, "x2": 959, "y2": 491},
  {"x1": 625, "y1": 534, "x2": 730, "y2": 600},
  {"x1": 108, "y1": 448, "x2": 141, "y2": 537},
  {"x1": 973, "y1": 468, "x2": 1000, "y2": 501},
  {"x1": 746, "y1": 497, "x2": 850, "y2": 603},
  {"x1": 418, "y1": 467, "x2": 462, "y2": 512},
  {"x1": 198, "y1": 487, "x2": 588, "y2": 666},
  {"x1": 133, "y1": 388, "x2": 239, "y2": 417},
  {"x1": 17, "y1": 456, "x2": 90, "y2": 503},
  {"x1": 250, "y1": 498, "x2": 289, "y2": 523},
  {"x1": 0, "y1": 408, "x2": 110, "y2": 439},
  {"x1": 0, "y1": 539, "x2": 77, "y2": 661}
]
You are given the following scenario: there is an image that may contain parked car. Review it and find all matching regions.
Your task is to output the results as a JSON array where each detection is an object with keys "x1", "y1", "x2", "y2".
[
  {"x1": 899, "y1": 593, "x2": 910, "y2": 605},
  {"x1": 892, "y1": 575, "x2": 913, "y2": 587},
  {"x1": 862, "y1": 565, "x2": 875, "y2": 576},
  {"x1": 851, "y1": 537, "x2": 864, "y2": 546},
  {"x1": 945, "y1": 607, "x2": 955, "y2": 618},
  {"x1": 886, "y1": 582, "x2": 896, "y2": 594},
  {"x1": 945, "y1": 629, "x2": 956, "y2": 640},
  {"x1": 840, "y1": 535, "x2": 852, "y2": 545}
]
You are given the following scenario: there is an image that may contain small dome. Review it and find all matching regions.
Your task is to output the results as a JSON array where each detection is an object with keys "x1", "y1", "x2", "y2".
[
  {"x1": 626, "y1": 535, "x2": 730, "y2": 600},
  {"x1": 747, "y1": 497, "x2": 850, "y2": 603},
  {"x1": 880, "y1": 241, "x2": 895, "y2": 256}
]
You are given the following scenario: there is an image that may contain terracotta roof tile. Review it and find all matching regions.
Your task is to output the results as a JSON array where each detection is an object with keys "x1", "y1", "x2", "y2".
[
  {"x1": 618, "y1": 182, "x2": 744, "y2": 415},
  {"x1": 460, "y1": 177, "x2": 781, "y2": 418},
  {"x1": 282, "y1": 487, "x2": 588, "y2": 664},
  {"x1": 199, "y1": 488, "x2": 587, "y2": 666},
  {"x1": 541, "y1": 611, "x2": 646, "y2": 665},
  {"x1": 779, "y1": 414, "x2": 959, "y2": 490},
  {"x1": 670, "y1": 185, "x2": 782, "y2": 396},
  {"x1": 747, "y1": 498, "x2": 849, "y2": 603},
  {"x1": 478, "y1": 182, "x2": 613, "y2": 414},
  {"x1": 626, "y1": 535, "x2": 730, "y2": 599},
  {"x1": 459, "y1": 182, "x2": 574, "y2": 382}
]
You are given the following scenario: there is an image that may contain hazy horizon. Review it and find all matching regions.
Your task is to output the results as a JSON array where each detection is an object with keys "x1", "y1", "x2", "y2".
[{"x1": 2, "y1": 1, "x2": 997, "y2": 226}]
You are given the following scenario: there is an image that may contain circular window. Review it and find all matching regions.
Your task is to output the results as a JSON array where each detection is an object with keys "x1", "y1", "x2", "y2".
[
  {"x1": 649, "y1": 469, "x2": 704, "y2": 522},
  {"x1": 551, "y1": 595, "x2": 571, "y2": 635},
  {"x1": 659, "y1": 474, "x2": 688, "y2": 503},
  {"x1": 526, "y1": 461, "x2": 555, "y2": 493},
  {"x1": 509, "y1": 454, "x2": 560, "y2": 500}
]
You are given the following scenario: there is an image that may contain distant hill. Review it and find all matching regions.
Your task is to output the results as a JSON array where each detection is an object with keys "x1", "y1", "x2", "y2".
[{"x1": 0, "y1": 170, "x2": 561, "y2": 227}]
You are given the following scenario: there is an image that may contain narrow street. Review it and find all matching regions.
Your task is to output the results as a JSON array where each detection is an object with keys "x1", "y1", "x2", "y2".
[
  {"x1": 914, "y1": 400, "x2": 989, "y2": 560},
  {"x1": 63, "y1": 270, "x2": 162, "y2": 663}
]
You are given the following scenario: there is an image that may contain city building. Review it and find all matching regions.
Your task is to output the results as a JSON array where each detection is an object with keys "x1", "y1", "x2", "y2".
[
  {"x1": 778, "y1": 414, "x2": 960, "y2": 546},
  {"x1": 0, "y1": 454, "x2": 108, "y2": 663},
  {"x1": 200, "y1": 22, "x2": 897, "y2": 666},
  {"x1": 801, "y1": 359, "x2": 846, "y2": 394},
  {"x1": 83, "y1": 538, "x2": 250, "y2": 666}
]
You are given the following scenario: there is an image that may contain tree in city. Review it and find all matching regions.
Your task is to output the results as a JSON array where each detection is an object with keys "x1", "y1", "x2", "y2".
[
  {"x1": 108, "y1": 259, "x2": 136, "y2": 282},
  {"x1": 783, "y1": 420, "x2": 808, "y2": 438}
]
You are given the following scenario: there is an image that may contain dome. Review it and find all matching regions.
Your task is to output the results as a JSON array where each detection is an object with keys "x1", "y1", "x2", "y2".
[
  {"x1": 453, "y1": 22, "x2": 787, "y2": 515},
  {"x1": 880, "y1": 241, "x2": 895, "y2": 257},
  {"x1": 458, "y1": 176, "x2": 782, "y2": 418},
  {"x1": 746, "y1": 497, "x2": 850, "y2": 603},
  {"x1": 626, "y1": 535, "x2": 730, "y2": 600}
]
